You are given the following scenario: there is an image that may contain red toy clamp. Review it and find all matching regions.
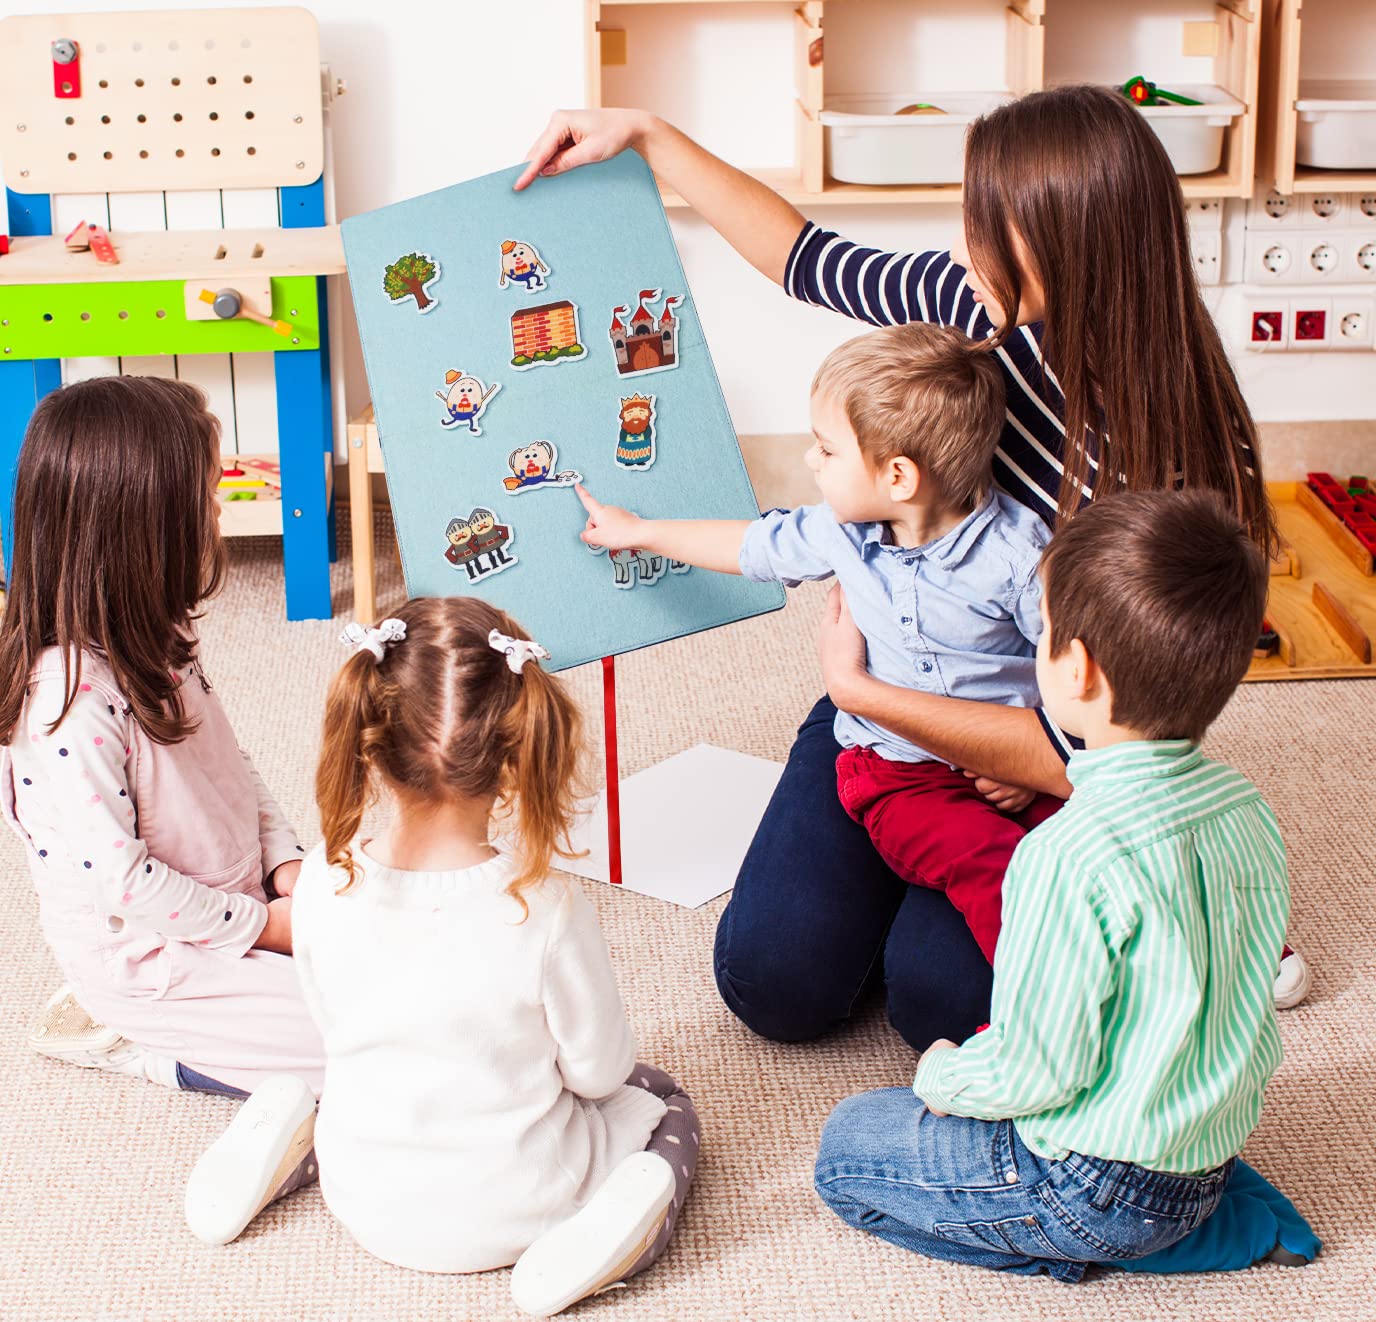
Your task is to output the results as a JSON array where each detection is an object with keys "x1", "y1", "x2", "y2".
[{"x1": 52, "y1": 38, "x2": 81, "y2": 99}]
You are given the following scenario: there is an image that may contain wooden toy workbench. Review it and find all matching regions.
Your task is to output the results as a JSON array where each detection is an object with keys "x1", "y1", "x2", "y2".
[
  {"x1": 1247, "y1": 479, "x2": 1376, "y2": 681},
  {"x1": 0, "y1": 7, "x2": 343, "y2": 620}
]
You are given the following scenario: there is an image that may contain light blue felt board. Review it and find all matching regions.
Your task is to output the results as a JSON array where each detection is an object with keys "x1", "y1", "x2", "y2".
[{"x1": 342, "y1": 153, "x2": 784, "y2": 672}]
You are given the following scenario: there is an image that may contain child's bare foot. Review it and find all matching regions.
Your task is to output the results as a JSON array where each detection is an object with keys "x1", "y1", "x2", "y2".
[
  {"x1": 510, "y1": 1152, "x2": 676, "y2": 1317},
  {"x1": 184, "y1": 1073, "x2": 318, "y2": 1245}
]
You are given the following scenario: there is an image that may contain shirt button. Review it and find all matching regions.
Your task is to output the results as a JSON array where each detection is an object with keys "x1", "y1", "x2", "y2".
[
  {"x1": 1005, "y1": 1170, "x2": 1019, "y2": 1185},
  {"x1": 901, "y1": 616, "x2": 912, "y2": 625},
  {"x1": 921, "y1": 661, "x2": 932, "y2": 672}
]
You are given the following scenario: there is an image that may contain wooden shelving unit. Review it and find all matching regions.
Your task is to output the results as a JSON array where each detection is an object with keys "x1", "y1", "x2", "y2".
[
  {"x1": 585, "y1": 0, "x2": 1263, "y2": 206},
  {"x1": 1258, "y1": 0, "x2": 1376, "y2": 195}
]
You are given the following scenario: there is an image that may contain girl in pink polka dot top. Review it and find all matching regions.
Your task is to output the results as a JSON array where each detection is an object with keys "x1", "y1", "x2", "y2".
[{"x1": 0, "y1": 376, "x2": 324, "y2": 1100}]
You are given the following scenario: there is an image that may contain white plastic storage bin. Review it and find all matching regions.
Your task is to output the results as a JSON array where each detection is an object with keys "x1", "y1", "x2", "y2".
[
  {"x1": 1295, "y1": 81, "x2": 1376, "y2": 169},
  {"x1": 1131, "y1": 85, "x2": 1245, "y2": 176},
  {"x1": 820, "y1": 93, "x2": 1011, "y2": 186}
]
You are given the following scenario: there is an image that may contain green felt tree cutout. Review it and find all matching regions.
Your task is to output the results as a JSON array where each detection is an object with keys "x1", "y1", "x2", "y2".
[{"x1": 383, "y1": 252, "x2": 440, "y2": 313}]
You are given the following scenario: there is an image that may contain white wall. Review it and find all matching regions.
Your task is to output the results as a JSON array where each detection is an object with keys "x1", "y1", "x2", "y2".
[{"x1": 5, "y1": 0, "x2": 1373, "y2": 449}]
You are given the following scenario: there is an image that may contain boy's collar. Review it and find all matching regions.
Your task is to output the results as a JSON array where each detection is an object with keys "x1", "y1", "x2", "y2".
[
  {"x1": 861, "y1": 490, "x2": 998, "y2": 565},
  {"x1": 1066, "y1": 739, "x2": 1203, "y2": 787}
]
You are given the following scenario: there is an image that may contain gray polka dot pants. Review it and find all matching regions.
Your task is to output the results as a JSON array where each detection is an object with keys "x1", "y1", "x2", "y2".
[{"x1": 625, "y1": 1062, "x2": 700, "y2": 1279}]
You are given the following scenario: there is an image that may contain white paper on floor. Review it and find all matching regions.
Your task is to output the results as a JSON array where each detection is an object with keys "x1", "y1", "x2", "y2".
[{"x1": 560, "y1": 743, "x2": 784, "y2": 908}]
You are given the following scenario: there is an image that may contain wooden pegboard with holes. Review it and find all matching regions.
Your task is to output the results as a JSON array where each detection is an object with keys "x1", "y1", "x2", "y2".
[{"x1": 0, "y1": 7, "x2": 323, "y2": 194}]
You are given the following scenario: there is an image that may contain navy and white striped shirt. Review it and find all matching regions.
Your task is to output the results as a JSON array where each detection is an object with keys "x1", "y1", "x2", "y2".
[{"x1": 785, "y1": 220, "x2": 1084, "y2": 762}]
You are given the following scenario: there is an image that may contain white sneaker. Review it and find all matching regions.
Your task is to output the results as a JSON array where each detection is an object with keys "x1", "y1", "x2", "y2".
[
  {"x1": 184, "y1": 1073, "x2": 317, "y2": 1245},
  {"x1": 511, "y1": 1152, "x2": 677, "y2": 1318},
  {"x1": 1274, "y1": 945, "x2": 1312, "y2": 1010}
]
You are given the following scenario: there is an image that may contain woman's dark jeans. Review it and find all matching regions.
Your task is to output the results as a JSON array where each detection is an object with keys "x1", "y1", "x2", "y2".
[{"x1": 714, "y1": 697, "x2": 993, "y2": 1051}]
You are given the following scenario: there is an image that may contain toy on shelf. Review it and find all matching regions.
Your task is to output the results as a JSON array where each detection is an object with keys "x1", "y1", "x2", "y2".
[
  {"x1": 1121, "y1": 76, "x2": 1203, "y2": 108},
  {"x1": 0, "y1": 7, "x2": 343, "y2": 621}
]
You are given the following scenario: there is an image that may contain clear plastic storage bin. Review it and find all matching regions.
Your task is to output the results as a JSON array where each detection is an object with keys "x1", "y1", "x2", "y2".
[
  {"x1": 1295, "y1": 80, "x2": 1376, "y2": 169},
  {"x1": 820, "y1": 93, "x2": 1012, "y2": 185}
]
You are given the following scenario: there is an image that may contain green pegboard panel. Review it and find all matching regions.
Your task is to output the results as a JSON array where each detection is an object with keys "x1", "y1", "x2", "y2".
[{"x1": 0, "y1": 277, "x2": 320, "y2": 360}]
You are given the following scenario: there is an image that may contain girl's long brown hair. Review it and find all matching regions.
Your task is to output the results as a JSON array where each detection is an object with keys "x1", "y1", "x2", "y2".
[
  {"x1": 0, "y1": 376, "x2": 226, "y2": 746},
  {"x1": 315, "y1": 597, "x2": 587, "y2": 912},
  {"x1": 963, "y1": 85, "x2": 1278, "y2": 556}
]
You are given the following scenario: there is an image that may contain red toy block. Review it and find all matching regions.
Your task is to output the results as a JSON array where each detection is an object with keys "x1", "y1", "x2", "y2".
[
  {"x1": 1307, "y1": 471, "x2": 1340, "y2": 490},
  {"x1": 0, "y1": 234, "x2": 8, "y2": 256}
]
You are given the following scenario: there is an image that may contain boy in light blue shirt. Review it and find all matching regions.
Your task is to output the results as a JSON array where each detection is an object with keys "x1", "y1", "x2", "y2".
[{"x1": 576, "y1": 322, "x2": 1061, "y2": 964}]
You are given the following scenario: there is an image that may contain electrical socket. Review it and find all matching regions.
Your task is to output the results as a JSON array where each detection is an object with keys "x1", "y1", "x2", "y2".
[
  {"x1": 1250, "y1": 189, "x2": 1297, "y2": 228},
  {"x1": 1302, "y1": 236, "x2": 1342, "y2": 282},
  {"x1": 1185, "y1": 198, "x2": 1224, "y2": 231},
  {"x1": 1245, "y1": 303, "x2": 1287, "y2": 348},
  {"x1": 1291, "y1": 299, "x2": 1332, "y2": 346},
  {"x1": 1333, "y1": 296, "x2": 1375, "y2": 348},
  {"x1": 1357, "y1": 241, "x2": 1376, "y2": 279},
  {"x1": 1358, "y1": 195, "x2": 1376, "y2": 220},
  {"x1": 1190, "y1": 229, "x2": 1221, "y2": 285},
  {"x1": 1244, "y1": 232, "x2": 1296, "y2": 280},
  {"x1": 1303, "y1": 193, "x2": 1347, "y2": 225}
]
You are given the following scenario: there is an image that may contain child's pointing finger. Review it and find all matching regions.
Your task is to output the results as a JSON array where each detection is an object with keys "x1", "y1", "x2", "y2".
[{"x1": 574, "y1": 484, "x2": 601, "y2": 518}]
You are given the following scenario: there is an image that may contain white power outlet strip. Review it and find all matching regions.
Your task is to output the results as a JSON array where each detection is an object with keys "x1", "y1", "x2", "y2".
[
  {"x1": 1242, "y1": 295, "x2": 1375, "y2": 351},
  {"x1": 1244, "y1": 229, "x2": 1376, "y2": 285}
]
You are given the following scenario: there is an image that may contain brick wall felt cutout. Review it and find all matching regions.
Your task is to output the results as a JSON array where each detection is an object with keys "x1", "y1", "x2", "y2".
[{"x1": 342, "y1": 153, "x2": 783, "y2": 672}]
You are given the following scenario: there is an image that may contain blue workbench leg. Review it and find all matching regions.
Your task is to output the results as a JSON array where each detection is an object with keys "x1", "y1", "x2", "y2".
[
  {"x1": 277, "y1": 180, "x2": 336, "y2": 611},
  {"x1": 274, "y1": 348, "x2": 333, "y2": 620},
  {"x1": 4, "y1": 190, "x2": 62, "y2": 580},
  {"x1": 319, "y1": 278, "x2": 338, "y2": 566},
  {"x1": 0, "y1": 361, "x2": 60, "y2": 579}
]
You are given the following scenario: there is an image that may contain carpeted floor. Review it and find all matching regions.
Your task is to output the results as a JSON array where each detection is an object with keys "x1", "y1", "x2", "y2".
[{"x1": 1, "y1": 515, "x2": 1371, "y2": 1322}]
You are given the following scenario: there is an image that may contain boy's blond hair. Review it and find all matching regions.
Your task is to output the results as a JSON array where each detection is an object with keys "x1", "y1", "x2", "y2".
[{"x1": 811, "y1": 322, "x2": 1005, "y2": 512}]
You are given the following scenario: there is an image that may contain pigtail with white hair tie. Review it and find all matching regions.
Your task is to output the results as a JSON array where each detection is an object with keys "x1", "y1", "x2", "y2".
[
  {"x1": 340, "y1": 618, "x2": 407, "y2": 664},
  {"x1": 488, "y1": 628, "x2": 550, "y2": 674}
]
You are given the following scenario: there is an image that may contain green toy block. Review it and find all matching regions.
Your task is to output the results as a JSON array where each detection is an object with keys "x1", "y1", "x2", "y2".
[{"x1": 0, "y1": 277, "x2": 320, "y2": 360}]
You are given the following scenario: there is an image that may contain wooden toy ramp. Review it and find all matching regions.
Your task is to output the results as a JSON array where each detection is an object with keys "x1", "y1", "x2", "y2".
[
  {"x1": 0, "y1": 7, "x2": 323, "y2": 194},
  {"x1": 1247, "y1": 482, "x2": 1376, "y2": 681}
]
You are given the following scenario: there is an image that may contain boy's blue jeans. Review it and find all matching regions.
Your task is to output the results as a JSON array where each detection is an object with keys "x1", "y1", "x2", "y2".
[{"x1": 815, "y1": 1089, "x2": 1233, "y2": 1282}]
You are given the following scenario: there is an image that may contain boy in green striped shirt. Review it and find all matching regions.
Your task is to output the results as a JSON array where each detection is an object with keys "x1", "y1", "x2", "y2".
[{"x1": 815, "y1": 490, "x2": 1305, "y2": 1279}]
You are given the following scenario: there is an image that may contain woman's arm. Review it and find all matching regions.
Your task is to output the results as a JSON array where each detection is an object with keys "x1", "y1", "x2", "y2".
[
  {"x1": 518, "y1": 109, "x2": 805, "y2": 286},
  {"x1": 819, "y1": 586, "x2": 1072, "y2": 798}
]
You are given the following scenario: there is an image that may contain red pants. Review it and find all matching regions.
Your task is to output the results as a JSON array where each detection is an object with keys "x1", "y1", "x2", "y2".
[{"x1": 836, "y1": 747, "x2": 1063, "y2": 965}]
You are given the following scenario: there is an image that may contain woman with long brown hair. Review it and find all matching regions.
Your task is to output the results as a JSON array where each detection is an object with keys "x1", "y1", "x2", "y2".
[{"x1": 519, "y1": 85, "x2": 1305, "y2": 1049}]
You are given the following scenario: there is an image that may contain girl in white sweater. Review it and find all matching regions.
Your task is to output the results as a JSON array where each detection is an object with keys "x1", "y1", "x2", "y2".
[{"x1": 184, "y1": 597, "x2": 699, "y2": 1317}]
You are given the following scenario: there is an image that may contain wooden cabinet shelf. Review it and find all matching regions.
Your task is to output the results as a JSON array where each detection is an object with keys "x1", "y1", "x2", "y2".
[
  {"x1": 1259, "y1": 0, "x2": 1376, "y2": 194},
  {"x1": 588, "y1": 0, "x2": 1263, "y2": 207}
]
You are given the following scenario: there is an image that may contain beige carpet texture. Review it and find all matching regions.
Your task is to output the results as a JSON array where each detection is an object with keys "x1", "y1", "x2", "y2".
[{"x1": 1, "y1": 514, "x2": 1371, "y2": 1322}]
